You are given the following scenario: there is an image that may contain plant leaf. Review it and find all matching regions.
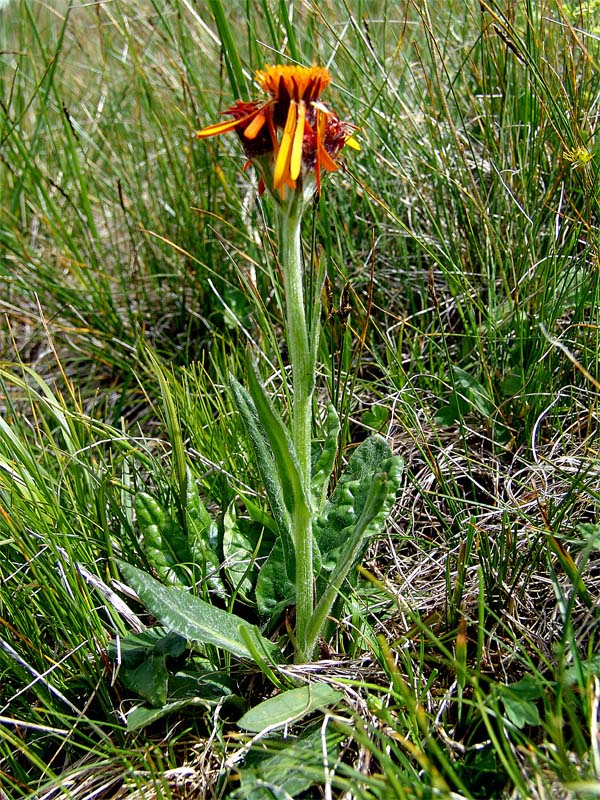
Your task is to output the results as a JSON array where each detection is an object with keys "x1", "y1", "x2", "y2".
[
  {"x1": 244, "y1": 358, "x2": 309, "y2": 522},
  {"x1": 135, "y1": 492, "x2": 191, "y2": 586},
  {"x1": 314, "y1": 434, "x2": 402, "y2": 567},
  {"x1": 306, "y1": 440, "x2": 403, "y2": 654},
  {"x1": 120, "y1": 653, "x2": 170, "y2": 707},
  {"x1": 237, "y1": 726, "x2": 344, "y2": 800},
  {"x1": 184, "y1": 467, "x2": 226, "y2": 596},
  {"x1": 255, "y1": 540, "x2": 295, "y2": 616},
  {"x1": 238, "y1": 683, "x2": 343, "y2": 732},
  {"x1": 222, "y1": 501, "x2": 256, "y2": 600},
  {"x1": 108, "y1": 628, "x2": 185, "y2": 667},
  {"x1": 230, "y1": 376, "x2": 295, "y2": 581},
  {"x1": 127, "y1": 698, "x2": 212, "y2": 732},
  {"x1": 113, "y1": 629, "x2": 187, "y2": 707},
  {"x1": 117, "y1": 561, "x2": 281, "y2": 662},
  {"x1": 501, "y1": 695, "x2": 541, "y2": 729}
]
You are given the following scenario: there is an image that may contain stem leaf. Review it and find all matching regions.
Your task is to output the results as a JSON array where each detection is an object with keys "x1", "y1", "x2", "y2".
[
  {"x1": 230, "y1": 376, "x2": 296, "y2": 580},
  {"x1": 245, "y1": 357, "x2": 309, "y2": 521}
]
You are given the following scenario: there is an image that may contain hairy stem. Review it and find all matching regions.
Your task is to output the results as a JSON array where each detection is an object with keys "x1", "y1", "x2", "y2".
[{"x1": 278, "y1": 205, "x2": 315, "y2": 661}]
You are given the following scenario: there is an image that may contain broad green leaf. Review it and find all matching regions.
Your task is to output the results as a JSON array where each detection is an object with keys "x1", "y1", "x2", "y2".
[
  {"x1": 306, "y1": 447, "x2": 403, "y2": 655},
  {"x1": 120, "y1": 653, "x2": 170, "y2": 707},
  {"x1": 314, "y1": 435, "x2": 402, "y2": 566},
  {"x1": 505, "y1": 674, "x2": 544, "y2": 701},
  {"x1": 361, "y1": 404, "x2": 390, "y2": 431},
  {"x1": 255, "y1": 540, "x2": 295, "y2": 616},
  {"x1": 113, "y1": 630, "x2": 187, "y2": 708},
  {"x1": 501, "y1": 695, "x2": 541, "y2": 729},
  {"x1": 255, "y1": 536, "x2": 322, "y2": 619},
  {"x1": 117, "y1": 561, "x2": 281, "y2": 662},
  {"x1": 184, "y1": 466, "x2": 215, "y2": 533},
  {"x1": 169, "y1": 668, "x2": 237, "y2": 701},
  {"x1": 311, "y1": 402, "x2": 340, "y2": 513},
  {"x1": 237, "y1": 727, "x2": 344, "y2": 800},
  {"x1": 125, "y1": 666, "x2": 241, "y2": 731},
  {"x1": 435, "y1": 366, "x2": 495, "y2": 425},
  {"x1": 238, "y1": 683, "x2": 343, "y2": 732},
  {"x1": 127, "y1": 697, "x2": 212, "y2": 732},
  {"x1": 135, "y1": 492, "x2": 191, "y2": 587},
  {"x1": 230, "y1": 377, "x2": 295, "y2": 580},
  {"x1": 108, "y1": 628, "x2": 185, "y2": 667},
  {"x1": 497, "y1": 675, "x2": 543, "y2": 729}
]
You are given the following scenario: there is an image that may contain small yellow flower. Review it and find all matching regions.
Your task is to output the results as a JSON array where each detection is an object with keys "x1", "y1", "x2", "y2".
[
  {"x1": 196, "y1": 64, "x2": 359, "y2": 198},
  {"x1": 563, "y1": 145, "x2": 593, "y2": 169}
]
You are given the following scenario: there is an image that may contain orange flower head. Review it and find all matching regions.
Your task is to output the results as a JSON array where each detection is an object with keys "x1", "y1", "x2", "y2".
[{"x1": 196, "y1": 64, "x2": 359, "y2": 202}]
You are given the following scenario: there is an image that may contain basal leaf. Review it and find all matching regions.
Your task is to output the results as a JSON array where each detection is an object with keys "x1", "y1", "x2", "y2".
[
  {"x1": 117, "y1": 561, "x2": 281, "y2": 662},
  {"x1": 184, "y1": 467, "x2": 225, "y2": 596},
  {"x1": 108, "y1": 628, "x2": 185, "y2": 667},
  {"x1": 238, "y1": 683, "x2": 343, "y2": 732},
  {"x1": 236, "y1": 726, "x2": 344, "y2": 800},
  {"x1": 135, "y1": 492, "x2": 191, "y2": 587},
  {"x1": 126, "y1": 669, "x2": 239, "y2": 731},
  {"x1": 114, "y1": 630, "x2": 187, "y2": 707},
  {"x1": 222, "y1": 501, "x2": 256, "y2": 600},
  {"x1": 255, "y1": 541, "x2": 295, "y2": 617},
  {"x1": 501, "y1": 695, "x2": 541, "y2": 729},
  {"x1": 120, "y1": 653, "x2": 170, "y2": 707},
  {"x1": 127, "y1": 697, "x2": 212, "y2": 732},
  {"x1": 306, "y1": 445, "x2": 403, "y2": 654}
]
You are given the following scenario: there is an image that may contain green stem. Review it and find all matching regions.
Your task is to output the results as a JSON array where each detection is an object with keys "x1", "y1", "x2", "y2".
[{"x1": 278, "y1": 205, "x2": 315, "y2": 661}]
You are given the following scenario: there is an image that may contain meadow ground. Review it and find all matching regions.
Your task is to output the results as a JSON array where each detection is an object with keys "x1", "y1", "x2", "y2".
[{"x1": 1, "y1": 1, "x2": 600, "y2": 798}]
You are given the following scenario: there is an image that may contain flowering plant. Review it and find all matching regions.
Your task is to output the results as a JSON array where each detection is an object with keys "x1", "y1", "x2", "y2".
[
  {"x1": 196, "y1": 65, "x2": 359, "y2": 203},
  {"x1": 117, "y1": 65, "x2": 401, "y2": 677}
]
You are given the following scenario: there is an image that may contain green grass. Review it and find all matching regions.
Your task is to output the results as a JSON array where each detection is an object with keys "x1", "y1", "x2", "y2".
[{"x1": 1, "y1": 0, "x2": 600, "y2": 797}]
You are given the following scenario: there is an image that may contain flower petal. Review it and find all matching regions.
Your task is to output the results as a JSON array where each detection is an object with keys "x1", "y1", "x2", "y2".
[
  {"x1": 319, "y1": 145, "x2": 339, "y2": 172},
  {"x1": 290, "y1": 101, "x2": 306, "y2": 181},
  {"x1": 243, "y1": 109, "x2": 268, "y2": 140},
  {"x1": 274, "y1": 100, "x2": 297, "y2": 189},
  {"x1": 195, "y1": 117, "x2": 246, "y2": 139}
]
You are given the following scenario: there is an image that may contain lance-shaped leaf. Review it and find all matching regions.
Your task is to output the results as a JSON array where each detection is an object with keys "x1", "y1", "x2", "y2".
[
  {"x1": 230, "y1": 377, "x2": 295, "y2": 581},
  {"x1": 245, "y1": 357, "x2": 309, "y2": 522},
  {"x1": 238, "y1": 683, "x2": 343, "y2": 732},
  {"x1": 117, "y1": 561, "x2": 281, "y2": 663}
]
